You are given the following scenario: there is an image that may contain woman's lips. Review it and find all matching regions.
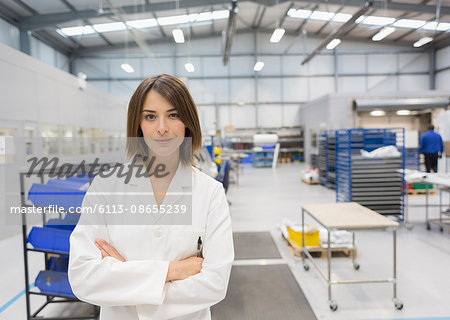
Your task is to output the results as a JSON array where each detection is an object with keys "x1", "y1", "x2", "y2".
[{"x1": 153, "y1": 138, "x2": 173, "y2": 144}]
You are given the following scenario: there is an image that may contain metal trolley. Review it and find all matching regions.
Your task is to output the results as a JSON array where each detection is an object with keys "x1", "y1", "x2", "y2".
[{"x1": 300, "y1": 202, "x2": 403, "y2": 311}]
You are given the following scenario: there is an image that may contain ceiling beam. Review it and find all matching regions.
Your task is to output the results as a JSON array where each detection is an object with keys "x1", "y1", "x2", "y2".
[
  {"x1": 279, "y1": 2, "x2": 294, "y2": 28},
  {"x1": 301, "y1": 0, "x2": 373, "y2": 65},
  {"x1": 255, "y1": 6, "x2": 266, "y2": 29},
  {"x1": 60, "y1": 0, "x2": 112, "y2": 47}
]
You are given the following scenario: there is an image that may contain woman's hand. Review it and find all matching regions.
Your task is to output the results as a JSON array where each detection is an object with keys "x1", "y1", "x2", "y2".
[
  {"x1": 95, "y1": 239, "x2": 126, "y2": 262},
  {"x1": 166, "y1": 256, "x2": 204, "y2": 282}
]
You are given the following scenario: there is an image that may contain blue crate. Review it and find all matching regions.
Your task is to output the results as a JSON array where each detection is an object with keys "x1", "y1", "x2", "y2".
[
  {"x1": 28, "y1": 227, "x2": 71, "y2": 254},
  {"x1": 28, "y1": 183, "x2": 86, "y2": 210},
  {"x1": 35, "y1": 270, "x2": 75, "y2": 298},
  {"x1": 45, "y1": 218, "x2": 76, "y2": 231},
  {"x1": 241, "y1": 153, "x2": 253, "y2": 163},
  {"x1": 46, "y1": 178, "x2": 88, "y2": 189}
]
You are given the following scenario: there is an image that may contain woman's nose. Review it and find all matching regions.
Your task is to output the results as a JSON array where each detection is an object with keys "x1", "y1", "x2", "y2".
[{"x1": 157, "y1": 118, "x2": 169, "y2": 134}]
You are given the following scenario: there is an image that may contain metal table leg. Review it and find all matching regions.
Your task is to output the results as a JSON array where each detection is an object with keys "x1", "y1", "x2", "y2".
[
  {"x1": 352, "y1": 232, "x2": 360, "y2": 270},
  {"x1": 301, "y1": 208, "x2": 306, "y2": 268},
  {"x1": 327, "y1": 229, "x2": 337, "y2": 311},
  {"x1": 392, "y1": 229, "x2": 403, "y2": 310}
]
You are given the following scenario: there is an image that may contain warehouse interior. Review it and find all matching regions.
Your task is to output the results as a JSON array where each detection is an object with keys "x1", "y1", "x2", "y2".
[{"x1": 0, "y1": 0, "x2": 449, "y2": 319}]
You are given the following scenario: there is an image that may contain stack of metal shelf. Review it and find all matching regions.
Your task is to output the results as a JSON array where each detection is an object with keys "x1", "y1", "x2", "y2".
[
  {"x1": 405, "y1": 148, "x2": 420, "y2": 170},
  {"x1": 318, "y1": 133, "x2": 328, "y2": 185},
  {"x1": 327, "y1": 130, "x2": 337, "y2": 189},
  {"x1": 335, "y1": 128, "x2": 405, "y2": 220}
]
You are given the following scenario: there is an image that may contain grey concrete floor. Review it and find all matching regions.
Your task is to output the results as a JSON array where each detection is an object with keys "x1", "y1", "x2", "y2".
[
  {"x1": 228, "y1": 163, "x2": 450, "y2": 320},
  {"x1": 1, "y1": 162, "x2": 450, "y2": 319}
]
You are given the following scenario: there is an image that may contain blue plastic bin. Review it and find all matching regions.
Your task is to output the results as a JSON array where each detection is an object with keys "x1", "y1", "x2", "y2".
[
  {"x1": 27, "y1": 227, "x2": 71, "y2": 254},
  {"x1": 28, "y1": 183, "x2": 86, "y2": 210},
  {"x1": 35, "y1": 270, "x2": 75, "y2": 297}
]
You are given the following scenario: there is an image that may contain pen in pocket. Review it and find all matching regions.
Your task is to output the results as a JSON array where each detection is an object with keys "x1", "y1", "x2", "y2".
[{"x1": 197, "y1": 236, "x2": 203, "y2": 258}]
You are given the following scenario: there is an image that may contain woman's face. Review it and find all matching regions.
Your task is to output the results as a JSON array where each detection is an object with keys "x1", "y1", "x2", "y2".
[{"x1": 140, "y1": 90, "x2": 186, "y2": 157}]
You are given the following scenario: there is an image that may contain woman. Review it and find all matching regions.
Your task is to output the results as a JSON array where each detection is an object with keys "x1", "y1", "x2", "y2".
[{"x1": 68, "y1": 74, "x2": 234, "y2": 320}]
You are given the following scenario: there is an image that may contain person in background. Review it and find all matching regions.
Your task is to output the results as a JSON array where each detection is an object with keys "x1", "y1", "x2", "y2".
[{"x1": 420, "y1": 124, "x2": 444, "y2": 173}]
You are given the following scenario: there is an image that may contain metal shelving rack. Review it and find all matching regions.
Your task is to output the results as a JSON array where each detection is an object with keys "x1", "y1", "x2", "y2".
[
  {"x1": 318, "y1": 130, "x2": 337, "y2": 189},
  {"x1": 318, "y1": 133, "x2": 328, "y2": 185},
  {"x1": 335, "y1": 128, "x2": 405, "y2": 221},
  {"x1": 326, "y1": 130, "x2": 337, "y2": 189},
  {"x1": 20, "y1": 166, "x2": 100, "y2": 320}
]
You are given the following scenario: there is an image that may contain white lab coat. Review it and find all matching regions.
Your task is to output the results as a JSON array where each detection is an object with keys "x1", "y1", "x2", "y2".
[{"x1": 68, "y1": 164, "x2": 234, "y2": 320}]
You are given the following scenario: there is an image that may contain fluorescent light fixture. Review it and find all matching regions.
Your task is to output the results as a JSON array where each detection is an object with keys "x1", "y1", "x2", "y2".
[
  {"x1": 326, "y1": 38, "x2": 341, "y2": 50},
  {"x1": 185, "y1": 63, "x2": 195, "y2": 72},
  {"x1": 372, "y1": 26, "x2": 396, "y2": 41},
  {"x1": 58, "y1": 25, "x2": 95, "y2": 37},
  {"x1": 121, "y1": 63, "x2": 134, "y2": 73},
  {"x1": 253, "y1": 61, "x2": 264, "y2": 72},
  {"x1": 93, "y1": 22, "x2": 126, "y2": 33},
  {"x1": 196, "y1": 12, "x2": 213, "y2": 22},
  {"x1": 270, "y1": 28, "x2": 285, "y2": 43},
  {"x1": 361, "y1": 16, "x2": 395, "y2": 26},
  {"x1": 212, "y1": 10, "x2": 229, "y2": 20},
  {"x1": 287, "y1": 9, "x2": 311, "y2": 19},
  {"x1": 393, "y1": 19, "x2": 425, "y2": 29},
  {"x1": 158, "y1": 14, "x2": 189, "y2": 26},
  {"x1": 413, "y1": 36, "x2": 433, "y2": 48},
  {"x1": 396, "y1": 110, "x2": 411, "y2": 115},
  {"x1": 310, "y1": 11, "x2": 335, "y2": 21},
  {"x1": 370, "y1": 110, "x2": 386, "y2": 116},
  {"x1": 172, "y1": 28, "x2": 185, "y2": 43},
  {"x1": 333, "y1": 13, "x2": 352, "y2": 23},
  {"x1": 126, "y1": 18, "x2": 157, "y2": 29},
  {"x1": 423, "y1": 21, "x2": 450, "y2": 31}
]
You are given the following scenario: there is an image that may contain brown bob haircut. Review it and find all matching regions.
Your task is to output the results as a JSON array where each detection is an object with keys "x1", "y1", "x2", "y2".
[{"x1": 126, "y1": 74, "x2": 202, "y2": 166}]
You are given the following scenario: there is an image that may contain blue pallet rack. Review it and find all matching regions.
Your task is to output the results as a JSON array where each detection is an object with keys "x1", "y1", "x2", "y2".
[
  {"x1": 335, "y1": 128, "x2": 405, "y2": 221},
  {"x1": 20, "y1": 168, "x2": 100, "y2": 320}
]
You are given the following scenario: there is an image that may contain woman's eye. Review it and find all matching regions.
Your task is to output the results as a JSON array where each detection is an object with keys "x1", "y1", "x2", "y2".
[
  {"x1": 169, "y1": 113, "x2": 180, "y2": 118},
  {"x1": 145, "y1": 114, "x2": 155, "y2": 120}
]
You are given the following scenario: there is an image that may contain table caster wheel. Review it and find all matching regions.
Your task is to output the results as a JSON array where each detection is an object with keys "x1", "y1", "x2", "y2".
[
  {"x1": 303, "y1": 264, "x2": 310, "y2": 271},
  {"x1": 426, "y1": 223, "x2": 430, "y2": 230},
  {"x1": 353, "y1": 262, "x2": 360, "y2": 270},
  {"x1": 394, "y1": 300, "x2": 403, "y2": 310},
  {"x1": 329, "y1": 300, "x2": 338, "y2": 311},
  {"x1": 440, "y1": 227, "x2": 444, "y2": 232}
]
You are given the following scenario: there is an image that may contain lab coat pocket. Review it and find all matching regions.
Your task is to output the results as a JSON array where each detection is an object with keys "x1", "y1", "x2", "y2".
[{"x1": 170, "y1": 227, "x2": 205, "y2": 261}]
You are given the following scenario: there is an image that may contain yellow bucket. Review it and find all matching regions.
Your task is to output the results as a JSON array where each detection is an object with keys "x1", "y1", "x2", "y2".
[{"x1": 287, "y1": 226, "x2": 320, "y2": 247}]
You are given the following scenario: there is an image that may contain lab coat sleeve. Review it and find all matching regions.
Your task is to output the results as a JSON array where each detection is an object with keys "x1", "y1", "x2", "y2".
[
  {"x1": 68, "y1": 179, "x2": 169, "y2": 307},
  {"x1": 145, "y1": 182, "x2": 234, "y2": 319}
]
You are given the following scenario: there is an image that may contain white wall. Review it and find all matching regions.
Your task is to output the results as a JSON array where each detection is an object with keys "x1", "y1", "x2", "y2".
[
  {"x1": 436, "y1": 45, "x2": 450, "y2": 91},
  {"x1": 0, "y1": 18, "x2": 70, "y2": 72},
  {"x1": 0, "y1": 42, "x2": 127, "y2": 239},
  {"x1": 0, "y1": 43, "x2": 126, "y2": 135},
  {"x1": 74, "y1": 32, "x2": 446, "y2": 132}
]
